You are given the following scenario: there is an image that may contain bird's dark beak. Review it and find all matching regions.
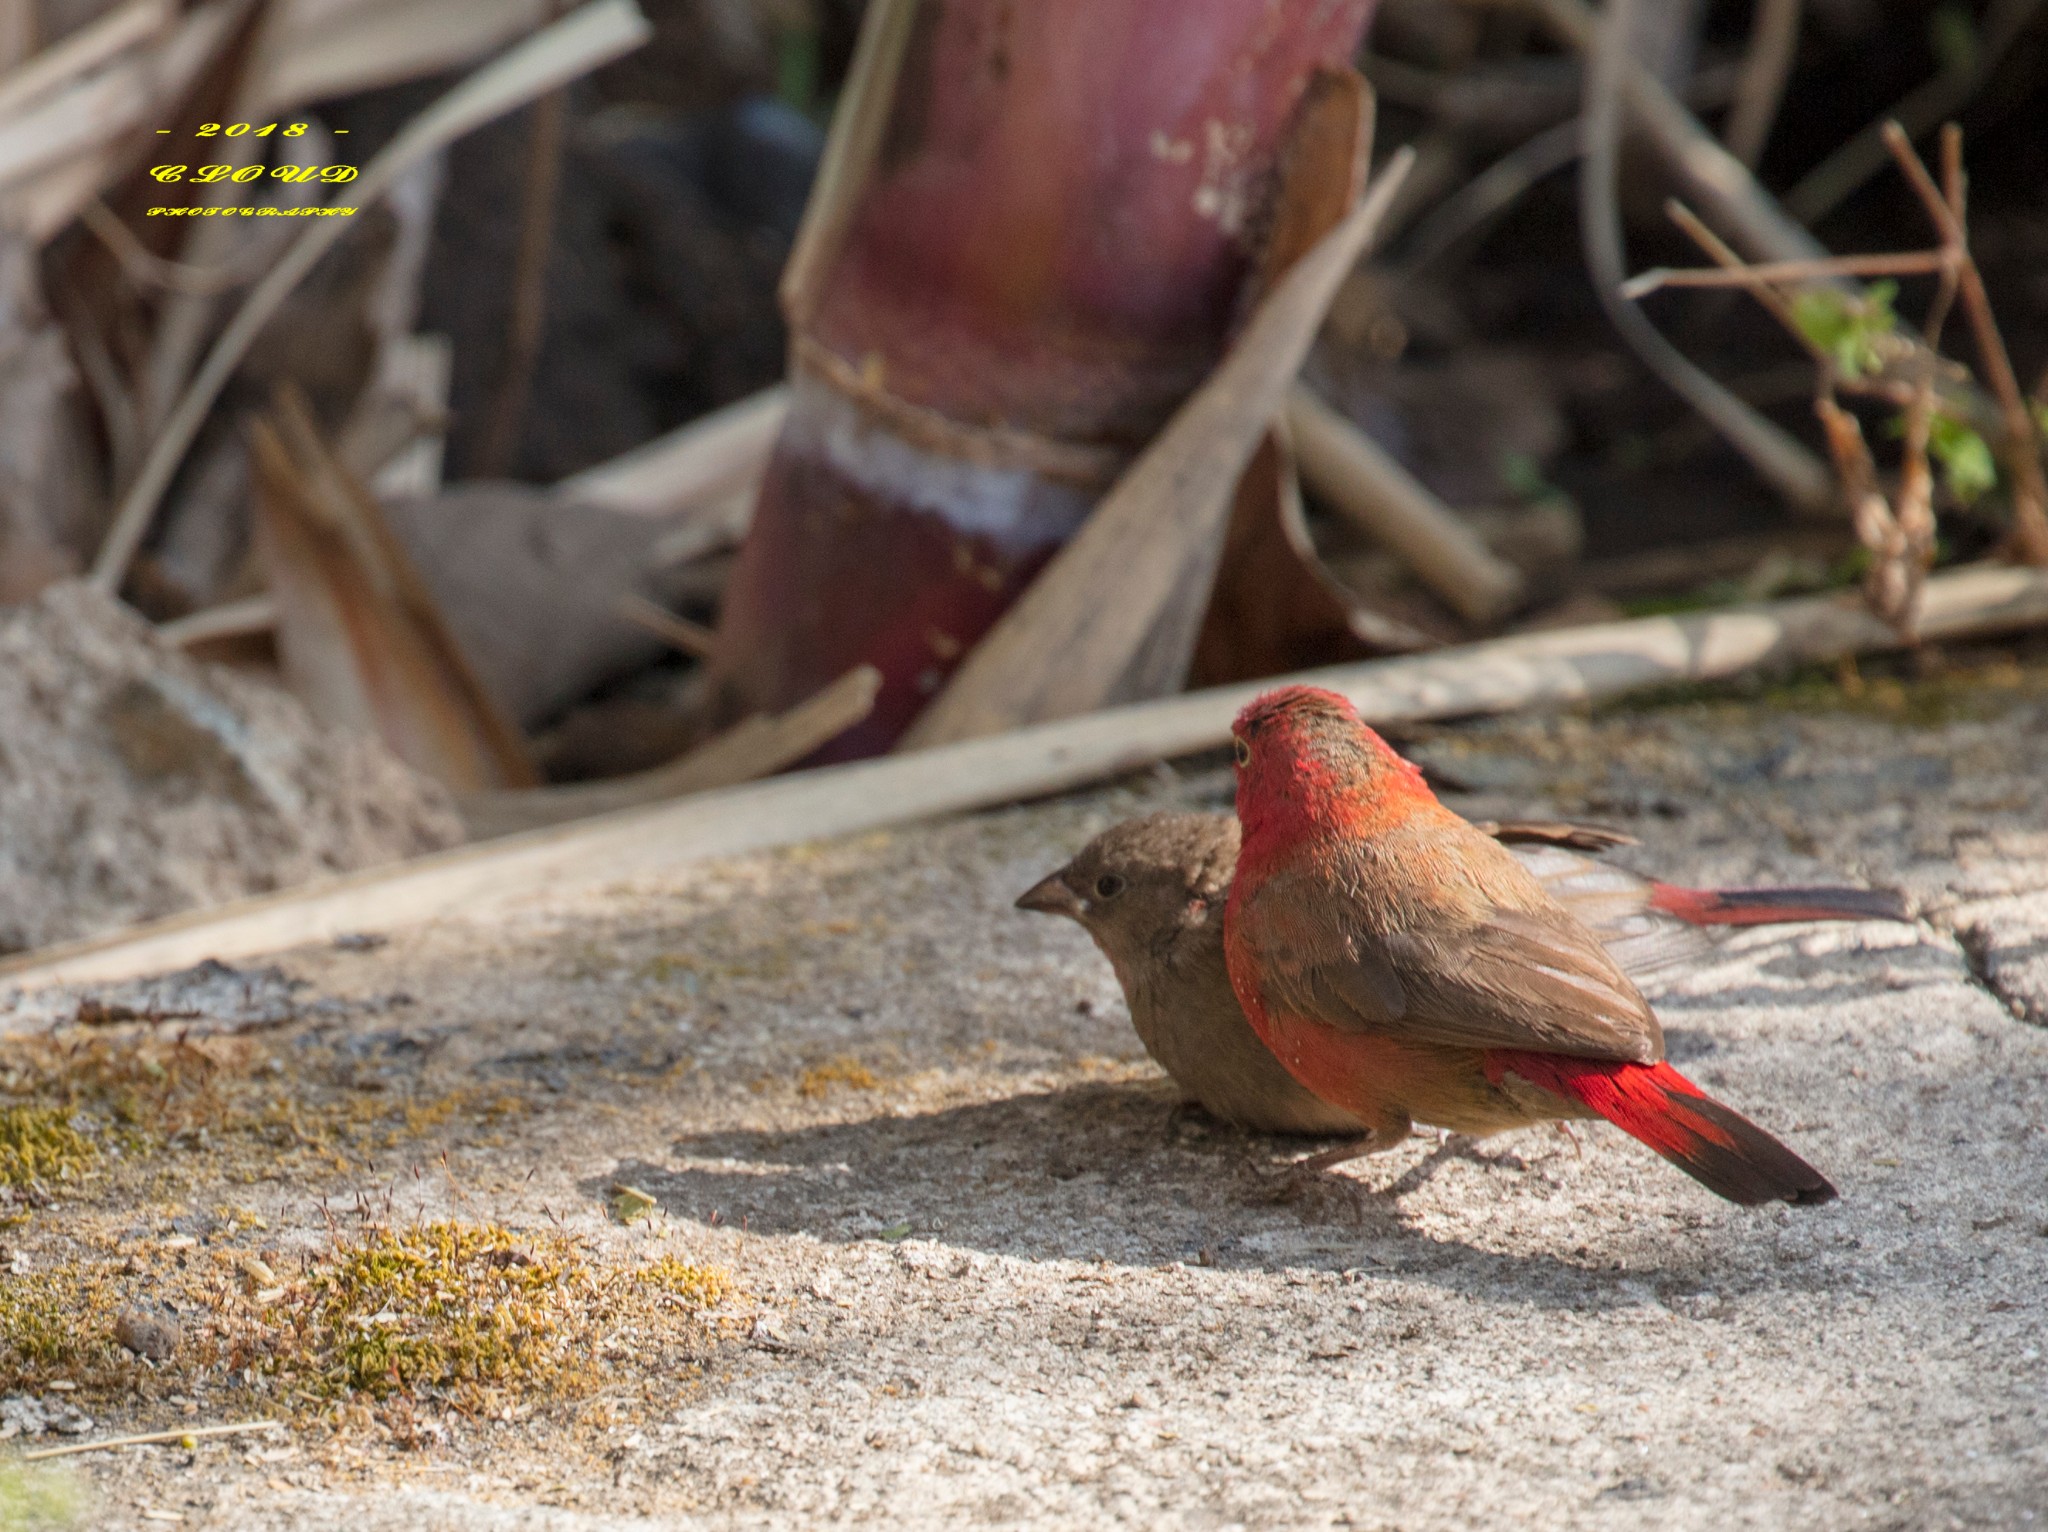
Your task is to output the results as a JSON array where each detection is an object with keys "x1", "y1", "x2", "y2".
[{"x1": 1015, "y1": 871, "x2": 1084, "y2": 919}]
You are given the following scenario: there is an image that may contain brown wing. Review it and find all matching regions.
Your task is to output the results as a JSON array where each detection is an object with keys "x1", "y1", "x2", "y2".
[
  {"x1": 1474, "y1": 819, "x2": 1638, "y2": 852},
  {"x1": 1238, "y1": 842, "x2": 1662, "y2": 1063}
]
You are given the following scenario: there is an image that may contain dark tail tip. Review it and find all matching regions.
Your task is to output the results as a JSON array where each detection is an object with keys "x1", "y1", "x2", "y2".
[
  {"x1": 1665, "y1": 1091, "x2": 1839, "y2": 1207},
  {"x1": 1651, "y1": 882, "x2": 1911, "y2": 927}
]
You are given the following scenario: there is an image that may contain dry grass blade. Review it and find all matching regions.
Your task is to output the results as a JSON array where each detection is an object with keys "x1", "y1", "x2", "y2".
[
  {"x1": 0, "y1": 0, "x2": 171, "y2": 120},
  {"x1": 88, "y1": 0, "x2": 654, "y2": 595},
  {"x1": 157, "y1": 593, "x2": 277, "y2": 647},
  {"x1": 459, "y1": 665, "x2": 882, "y2": 838},
  {"x1": 1286, "y1": 383, "x2": 1524, "y2": 625},
  {"x1": 779, "y1": 0, "x2": 922, "y2": 328},
  {"x1": 343, "y1": 335, "x2": 455, "y2": 495},
  {"x1": 259, "y1": 0, "x2": 555, "y2": 113},
  {"x1": 1110, "y1": 68, "x2": 1381, "y2": 707},
  {"x1": 560, "y1": 383, "x2": 787, "y2": 518},
  {"x1": 898, "y1": 145, "x2": 1417, "y2": 749},
  {"x1": 7, "y1": 561, "x2": 2048, "y2": 995},
  {"x1": 77, "y1": 196, "x2": 269, "y2": 296},
  {"x1": 22, "y1": 1420, "x2": 283, "y2": 1461},
  {"x1": 614, "y1": 592, "x2": 717, "y2": 658},
  {"x1": 0, "y1": 1, "x2": 237, "y2": 205},
  {"x1": 1621, "y1": 250, "x2": 1953, "y2": 299},
  {"x1": 250, "y1": 387, "x2": 539, "y2": 791}
]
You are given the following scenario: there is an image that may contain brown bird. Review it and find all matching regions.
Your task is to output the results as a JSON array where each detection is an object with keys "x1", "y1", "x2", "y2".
[{"x1": 1017, "y1": 809, "x2": 1903, "y2": 1141}]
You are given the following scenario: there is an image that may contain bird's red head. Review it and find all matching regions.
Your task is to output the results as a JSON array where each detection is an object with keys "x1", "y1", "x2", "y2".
[{"x1": 1230, "y1": 685, "x2": 1432, "y2": 844}]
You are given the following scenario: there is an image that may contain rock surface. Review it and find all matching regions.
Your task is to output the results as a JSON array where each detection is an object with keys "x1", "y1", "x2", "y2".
[
  {"x1": 0, "y1": 583, "x2": 463, "y2": 955},
  {"x1": 2, "y1": 662, "x2": 2044, "y2": 1528}
]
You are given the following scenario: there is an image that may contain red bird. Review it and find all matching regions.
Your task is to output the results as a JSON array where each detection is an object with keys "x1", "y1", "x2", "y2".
[
  {"x1": 1222, "y1": 685, "x2": 1836, "y2": 1206},
  {"x1": 1015, "y1": 811, "x2": 1906, "y2": 1136}
]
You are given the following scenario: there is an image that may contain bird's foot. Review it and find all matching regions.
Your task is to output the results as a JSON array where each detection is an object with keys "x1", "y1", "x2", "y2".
[{"x1": 1295, "y1": 1136, "x2": 1383, "y2": 1174}]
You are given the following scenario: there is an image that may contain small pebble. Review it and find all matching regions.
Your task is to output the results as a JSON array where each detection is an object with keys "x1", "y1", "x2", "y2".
[{"x1": 115, "y1": 1306, "x2": 183, "y2": 1360}]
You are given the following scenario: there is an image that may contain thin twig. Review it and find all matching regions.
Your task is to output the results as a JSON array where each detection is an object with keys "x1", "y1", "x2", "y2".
[
  {"x1": 1662, "y1": 202, "x2": 1799, "y2": 329},
  {"x1": 1923, "y1": 132, "x2": 1962, "y2": 351},
  {"x1": 1621, "y1": 249, "x2": 1951, "y2": 299},
  {"x1": 1722, "y1": 0, "x2": 1801, "y2": 168},
  {"x1": 613, "y1": 592, "x2": 717, "y2": 659},
  {"x1": 459, "y1": 665, "x2": 881, "y2": 837},
  {"x1": 158, "y1": 593, "x2": 277, "y2": 647},
  {"x1": 1526, "y1": 0, "x2": 1825, "y2": 265},
  {"x1": 22, "y1": 1420, "x2": 283, "y2": 1461},
  {"x1": 80, "y1": 197, "x2": 262, "y2": 296},
  {"x1": 1393, "y1": 116, "x2": 1579, "y2": 274},
  {"x1": 135, "y1": 0, "x2": 291, "y2": 436},
  {"x1": 1578, "y1": 0, "x2": 1833, "y2": 513},
  {"x1": 475, "y1": 87, "x2": 566, "y2": 478},
  {"x1": 1881, "y1": 122, "x2": 2048, "y2": 563},
  {"x1": 1662, "y1": 200, "x2": 1951, "y2": 407},
  {"x1": 1889, "y1": 379, "x2": 1937, "y2": 629},
  {"x1": 1528, "y1": 0, "x2": 2001, "y2": 441},
  {"x1": 55, "y1": 284, "x2": 143, "y2": 487},
  {"x1": 1784, "y1": 0, "x2": 2047, "y2": 224}
]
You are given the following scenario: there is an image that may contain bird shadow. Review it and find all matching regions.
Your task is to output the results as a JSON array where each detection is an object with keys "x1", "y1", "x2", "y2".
[
  {"x1": 585, "y1": 1080, "x2": 1830, "y2": 1309},
  {"x1": 1650, "y1": 934, "x2": 1961, "y2": 1014}
]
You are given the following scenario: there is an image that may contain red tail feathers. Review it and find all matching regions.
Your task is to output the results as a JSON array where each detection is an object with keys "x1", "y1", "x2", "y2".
[
  {"x1": 1487, "y1": 1053, "x2": 1837, "y2": 1207},
  {"x1": 1648, "y1": 882, "x2": 1909, "y2": 928}
]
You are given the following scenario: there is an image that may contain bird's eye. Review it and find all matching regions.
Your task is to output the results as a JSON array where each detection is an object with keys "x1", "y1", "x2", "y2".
[
  {"x1": 1094, "y1": 873, "x2": 1126, "y2": 900},
  {"x1": 1232, "y1": 736, "x2": 1251, "y2": 768}
]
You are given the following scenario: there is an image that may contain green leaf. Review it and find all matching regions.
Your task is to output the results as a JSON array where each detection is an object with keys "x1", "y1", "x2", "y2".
[
  {"x1": 1791, "y1": 282, "x2": 1898, "y2": 381},
  {"x1": 1927, "y1": 412, "x2": 1996, "y2": 504}
]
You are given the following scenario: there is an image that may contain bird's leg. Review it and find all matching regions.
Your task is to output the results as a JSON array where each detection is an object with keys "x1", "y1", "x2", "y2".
[{"x1": 1295, "y1": 1113, "x2": 1413, "y2": 1174}]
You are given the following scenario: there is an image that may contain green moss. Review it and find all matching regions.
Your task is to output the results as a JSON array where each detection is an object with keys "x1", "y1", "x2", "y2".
[
  {"x1": 639, "y1": 1257, "x2": 732, "y2": 1308},
  {"x1": 0, "y1": 1267, "x2": 115, "y2": 1370},
  {"x1": 0, "y1": 1464, "x2": 89, "y2": 1530},
  {"x1": 0, "y1": 1106, "x2": 95, "y2": 1190},
  {"x1": 289, "y1": 1222, "x2": 591, "y2": 1398},
  {"x1": 797, "y1": 1057, "x2": 879, "y2": 1099}
]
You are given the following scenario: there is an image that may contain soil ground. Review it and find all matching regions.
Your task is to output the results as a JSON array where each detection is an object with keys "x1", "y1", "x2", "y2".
[{"x1": 3, "y1": 657, "x2": 2047, "y2": 1530}]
